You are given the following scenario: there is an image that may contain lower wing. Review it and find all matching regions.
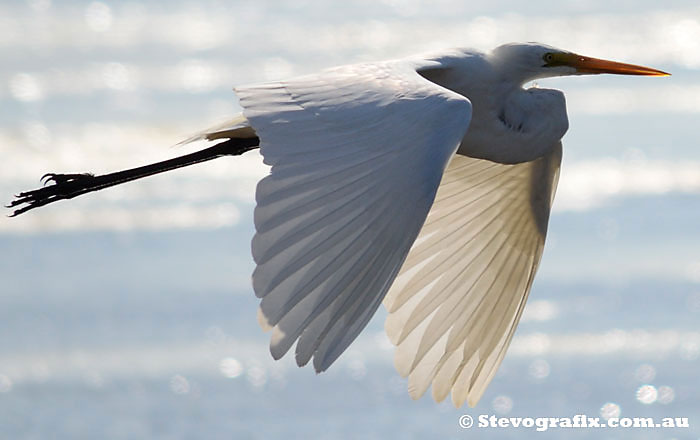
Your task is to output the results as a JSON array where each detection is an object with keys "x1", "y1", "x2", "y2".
[{"x1": 383, "y1": 143, "x2": 562, "y2": 407}]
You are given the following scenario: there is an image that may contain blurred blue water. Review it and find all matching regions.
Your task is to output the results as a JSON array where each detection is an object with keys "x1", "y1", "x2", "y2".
[{"x1": 1, "y1": 213, "x2": 699, "y2": 439}]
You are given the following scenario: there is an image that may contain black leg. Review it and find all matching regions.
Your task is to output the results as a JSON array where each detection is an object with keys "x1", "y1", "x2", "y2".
[{"x1": 7, "y1": 136, "x2": 260, "y2": 217}]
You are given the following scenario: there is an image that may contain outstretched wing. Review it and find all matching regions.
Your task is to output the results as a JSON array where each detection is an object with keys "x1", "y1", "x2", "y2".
[
  {"x1": 383, "y1": 143, "x2": 562, "y2": 407},
  {"x1": 236, "y1": 60, "x2": 472, "y2": 372}
]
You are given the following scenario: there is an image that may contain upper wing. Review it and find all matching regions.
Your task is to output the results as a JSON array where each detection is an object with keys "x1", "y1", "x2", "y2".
[
  {"x1": 235, "y1": 60, "x2": 472, "y2": 372},
  {"x1": 383, "y1": 143, "x2": 562, "y2": 407}
]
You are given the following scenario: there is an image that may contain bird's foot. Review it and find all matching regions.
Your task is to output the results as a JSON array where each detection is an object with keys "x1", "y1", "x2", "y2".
[{"x1": 7, "y1": 172, "x2": 96, "y2": 217}]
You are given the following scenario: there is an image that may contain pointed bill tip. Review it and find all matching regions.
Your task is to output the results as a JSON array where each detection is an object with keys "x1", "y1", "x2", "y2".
[{"x1": 563, "y1": 53, "x2": 670, "y2": 76}]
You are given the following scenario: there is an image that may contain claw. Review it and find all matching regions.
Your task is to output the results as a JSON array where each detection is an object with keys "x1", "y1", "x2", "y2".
[
  {"x1": 41, "y1": 173, "x2": 95, "y2": 186},
  {"x1": 7, "y1": 172, "x2": 98, "y2": 216}
]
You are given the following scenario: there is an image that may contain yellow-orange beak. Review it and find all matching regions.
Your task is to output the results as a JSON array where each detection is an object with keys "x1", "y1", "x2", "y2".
[{"x1": 550, "y1": 52, "x2": 670, "y2": 76}]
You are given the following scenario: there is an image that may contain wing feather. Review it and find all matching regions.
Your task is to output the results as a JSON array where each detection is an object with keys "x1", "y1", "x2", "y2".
[
  {"x1": 384, "y1": 143, "x2": 562, "y2": 407},
  {"x1": 237, "y1": 60, "x2": 472, "y2": 372}
]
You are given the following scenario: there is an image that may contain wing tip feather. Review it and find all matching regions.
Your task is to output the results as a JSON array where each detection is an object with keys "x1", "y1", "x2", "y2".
[{"x1": 257, "y1": 307, "x2": 274, "y2": 332}]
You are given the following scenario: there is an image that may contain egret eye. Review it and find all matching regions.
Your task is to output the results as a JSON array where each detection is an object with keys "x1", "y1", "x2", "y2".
[{"x1": 543, "y1": 53, "x2": 554, "y2": 65}]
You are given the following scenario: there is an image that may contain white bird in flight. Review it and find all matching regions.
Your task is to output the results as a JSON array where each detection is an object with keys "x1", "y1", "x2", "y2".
[{"x1": 9, "y1": 43, "x2": 668, "y2": 407}]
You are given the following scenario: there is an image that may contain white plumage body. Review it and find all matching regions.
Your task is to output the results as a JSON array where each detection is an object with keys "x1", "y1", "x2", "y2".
[{"x1": 223, "y1": 44, "x2": 566, "y2": 407}]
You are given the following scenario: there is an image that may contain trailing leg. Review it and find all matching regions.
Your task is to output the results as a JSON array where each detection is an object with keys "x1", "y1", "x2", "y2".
[{"x1": 7, "y1": 136, "x2": 260, "y2": 217}]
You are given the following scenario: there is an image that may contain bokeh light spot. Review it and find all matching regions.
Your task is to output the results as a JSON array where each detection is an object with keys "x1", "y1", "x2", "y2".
[
  {"x1": 636, "y1": 384, "x2": 658, "y2": 404},
  {"x1": 600, "y1": 402, "x2": 621, "y2": 420},
  {"x1": 492, "y1": 395, "x2": 513, "y2": 415},
  {"x1": 634, "y1": 364, "x2": 656, "y2": 382},
  {"x1": 246, "y1": 366, "x2": 267, "y2": 388},
  {"x1": 219, "y1": 357, "x2": 243, "y2": 379},
  {"x1": 169, "y1": 374, "x2": 190, "y2": 395},
  {"x1": 180, "y1": 60, "x2": 215, "y2": 93},
  {"x1": 9, "y1": 73, "x2": 43, "y2": 102},
  {"x1": 85, "y1": 2, "x2": 112, "y2": 32},
  {"x1": 657, "y1": 386, "x2": 675, "y2": 404},
  {"x1": 528, "y1": 359, "x2": 551, "y2": 380},
  {"x1": 102, "y1": 63, "x2": 133, "y2": 90}
]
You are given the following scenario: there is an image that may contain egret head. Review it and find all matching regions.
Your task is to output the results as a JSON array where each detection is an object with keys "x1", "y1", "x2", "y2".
[{"x1": 490, "y1": 42, "x2": 669, "y2": 83}]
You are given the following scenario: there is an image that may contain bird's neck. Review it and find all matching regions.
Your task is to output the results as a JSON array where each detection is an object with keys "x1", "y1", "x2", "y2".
[{"x1": 417, "y1": 51, "x2": 568, "y2": 164}]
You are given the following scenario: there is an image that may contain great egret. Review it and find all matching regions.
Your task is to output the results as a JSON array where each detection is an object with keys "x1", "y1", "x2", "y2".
[{"x1": 8, "y1": 43, "x2": 668, "y2": 407}]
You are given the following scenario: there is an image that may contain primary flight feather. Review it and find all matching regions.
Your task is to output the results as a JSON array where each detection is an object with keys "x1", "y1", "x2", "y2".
[{"x1": 8, "y1": 42, "x2": 668, "y2": 407}]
